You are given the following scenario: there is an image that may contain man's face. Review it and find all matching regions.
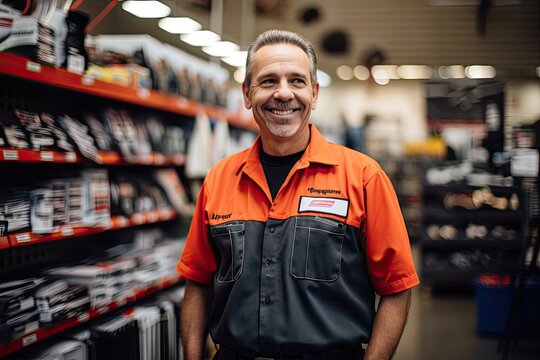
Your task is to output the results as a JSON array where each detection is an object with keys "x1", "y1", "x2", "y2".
[{"x1": 242, "y1": 43, "x2": 319, "y2": 139}]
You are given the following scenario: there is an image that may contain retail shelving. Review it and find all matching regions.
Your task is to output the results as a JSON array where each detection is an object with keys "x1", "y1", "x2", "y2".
[
  {"x1": 0, "y1": 52, "x2": 197, "y2": 358},
  {"x1": 1, "y1": 207, "x2": 177, "y2": 249},
  {"x1": 420, "y1": 182, "x2": 527, "y2": 288},
  {"x1": 0, "y1": 272, "x2": 184, "y2": 358},
  {"x1": 0, "y1": 52, "x2": 257, "y2": 130},
  {"x1": 0, "y1": 148, "x2": 186, "y2": 166}
]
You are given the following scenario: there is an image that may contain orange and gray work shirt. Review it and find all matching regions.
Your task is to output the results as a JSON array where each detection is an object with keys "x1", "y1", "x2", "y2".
[{"x1": 177, "y1": 124, "x2": 419, "y2": 358}]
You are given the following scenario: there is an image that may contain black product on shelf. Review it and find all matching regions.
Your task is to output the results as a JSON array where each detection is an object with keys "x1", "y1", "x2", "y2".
[
  {"x1": 0, "y1": 113, "x2": 31, "y2": 149},
  {"x1": 15, "y1": 109, "x2": 56, "y2": 151},
  {"x1": 84, "y1": 113, "x2": 115, "y2": 152},
  {"x1": 145, "y1": 116, "x2": 165, "y2": 153},
  {"x1": 92, "y1": 316, "x2": 139, "y2": 360},
  {"x1": 35, "y1": 280, "x2": 90, "y2": 326},
  {"x1": 39, "y1": 112, "x2": 74, "y2": 152},
  {"x1": 0, "y1": 190, "x2": 31, "y2": 234},
  {"x1": 0, "y1": 278, "x2": 43, "y2": 344},
  {"x1": 63, "y1": 10, "x2": 89, "y2": 73},
  {"x1": 57, "y1": 114, "x2": 100, "y2": 163}
]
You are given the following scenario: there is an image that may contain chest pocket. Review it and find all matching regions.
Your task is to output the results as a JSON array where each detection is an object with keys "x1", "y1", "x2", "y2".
[
  {"x1": 290, "y1": 216, "x2": 346, "y2": 282},
  {"x1": 210, "y1": 221, "x2": 245, "y2": 283}
]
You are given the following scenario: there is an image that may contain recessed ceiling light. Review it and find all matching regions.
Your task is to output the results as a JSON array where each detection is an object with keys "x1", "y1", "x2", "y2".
[
  {"x1": 222, "y1": 51, "x2": 248, "y2": 67},
  {"x1": 353, "y1": 65, "x2": 370, "y2": 81},
  {"x1": 202, "y1": 41, "x2": 240, "y2": 57},
  {"x1": 465, "y1": 65, "x2": 496, "y2": 79},
  {"x1": 317, "y1": 70, "x2": 332, "y2": 87},
  {"x1": 372, "y1": 69, "x2": 390, "y2": 85},
  {"x1": 336, "y1": 65, "x2": 353, "y2": 80},
  {"x1": 122, "y1": 1, "x2": 170, "y2": 18},
  {"x1": 234, "y1": 68, "x2": 245, "y2": 83},
  {"x1": 397, "y1": 65, "x2": 433, "y2": 79},
  {"x1": 158, "y1": 17, "x2": 201, "y2": 34},
  {"x1": 372, "y1": 65, "x2": 399, "y2": 79},
  {"x1": 180, "y1": 30, "x2": 221, "y2": 46}
]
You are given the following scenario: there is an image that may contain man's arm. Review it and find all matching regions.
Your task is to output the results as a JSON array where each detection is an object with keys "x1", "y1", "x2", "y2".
[
  {"x1": 364, "y1": 289, "x2": 412, "y2": 360},
  {"x1": 181, "y1": 279, "x2": 214, "y2": 360}
]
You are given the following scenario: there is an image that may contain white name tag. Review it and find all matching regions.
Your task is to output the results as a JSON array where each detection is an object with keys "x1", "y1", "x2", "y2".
[{"x1": 298, "y1": 196, "x2": 349, "y2": 217}]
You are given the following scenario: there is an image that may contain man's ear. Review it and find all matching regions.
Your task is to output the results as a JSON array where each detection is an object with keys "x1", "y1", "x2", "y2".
[
  {"x1": 242, "y1": 82, "x2": 252, "y2": 109},
  {"x1": 311, "y1": 82, "x2": 320, "y2": 110}
]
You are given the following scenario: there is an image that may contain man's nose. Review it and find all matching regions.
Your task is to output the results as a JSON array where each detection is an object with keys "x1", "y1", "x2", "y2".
[{"x1": 274, "y1": 80, "x2": 294, "y2": 101}]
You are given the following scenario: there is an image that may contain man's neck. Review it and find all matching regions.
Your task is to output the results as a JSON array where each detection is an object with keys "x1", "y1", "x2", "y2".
[{"x1": 260, "y1": 125, "x2": 310, "y2": 156}]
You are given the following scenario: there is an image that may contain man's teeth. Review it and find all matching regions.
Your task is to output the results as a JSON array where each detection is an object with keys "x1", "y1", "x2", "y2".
[{"x1": 271, "y1": 109, "x2": 294, "y2": 115}]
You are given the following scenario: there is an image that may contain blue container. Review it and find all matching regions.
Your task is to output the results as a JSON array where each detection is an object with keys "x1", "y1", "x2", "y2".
[
  {"x1": 474, "y1": 275, "x2": 540, "y2": 335},
  {"x1": 474, "y1": 279, "x2": 513, "y2": 334}
]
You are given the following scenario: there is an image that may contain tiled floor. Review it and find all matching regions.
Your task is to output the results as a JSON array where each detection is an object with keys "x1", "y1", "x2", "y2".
[{"x1": 394, "y1": 246, "x2": 540, "y2": 360}]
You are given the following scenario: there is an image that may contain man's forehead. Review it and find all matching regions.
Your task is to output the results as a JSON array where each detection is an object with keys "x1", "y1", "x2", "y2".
[{"x1": 252, "y1": 44, "x2": 310, "y2": 70}]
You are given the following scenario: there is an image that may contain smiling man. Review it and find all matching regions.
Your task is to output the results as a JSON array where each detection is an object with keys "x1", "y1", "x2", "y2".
[{"x1": 178, "y1": 30, "x2": 419, "y2": 360}]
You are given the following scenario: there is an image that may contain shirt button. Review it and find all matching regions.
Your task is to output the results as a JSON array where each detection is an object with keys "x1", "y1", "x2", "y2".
[
  {"x1": 269, "y1": 226, "x2": 275, "y2": 233},
  {"x1": 264, "y1": 297, "x2": 271, "y2": 304},
  {"x1": 266, "y1": 258, "x2": 272, "y2": 265}
]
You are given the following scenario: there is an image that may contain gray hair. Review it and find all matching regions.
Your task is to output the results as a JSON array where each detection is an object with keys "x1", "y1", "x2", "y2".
[{"x1": 244, "y1": 29, "x2": 317, "y2": 87}]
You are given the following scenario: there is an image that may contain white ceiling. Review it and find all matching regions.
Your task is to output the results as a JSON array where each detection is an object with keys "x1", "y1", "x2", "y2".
[{"x1": 80, "y1": 0, "x2": 540, "y2": 80}]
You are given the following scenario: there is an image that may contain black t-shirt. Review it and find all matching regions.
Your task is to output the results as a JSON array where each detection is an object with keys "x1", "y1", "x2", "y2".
[{"x1": 260, "y1": 147, "x2": 305, "y2": 200}]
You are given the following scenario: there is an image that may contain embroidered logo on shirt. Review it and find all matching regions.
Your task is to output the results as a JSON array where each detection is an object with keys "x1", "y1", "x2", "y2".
[
  {"x1": 298, "y1": 196, "x2": 349, "y2": 217},
  {"x1": 307, "y1": 187, "x2": 341, "y2": 195},
  {"x1": 211, "y1": 213, "x2": 232, "y2": 221}
]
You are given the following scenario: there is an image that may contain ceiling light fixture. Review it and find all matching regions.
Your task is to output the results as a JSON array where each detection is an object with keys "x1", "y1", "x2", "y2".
[
  {"x1": 336, "y1": 65, "x2": 353, "y2": 80},
  {"x1": 122, "y1": 1, "x2": 170, "y2": 18},
  {"x1": 234, "y1": 68, "x2": 245, "y2": 83},
  {"x1": 202, "y1": 41, "x2": 240, "y2": 57},
  {"x1": 397, "y1": 65, "x2": 433, "y2": 79},
  {"x1": 158, "y1": 17, "x2": 201, "y2": 34},
  {"x1": 372, "y1": 65, "x2": 399, "y2": 79},
  {"x1": 317, "y1": 70, "x2": 332, "y2": 87},
  {"x1": 439, "y1": 65, "x2": 465, "y2": 79},
  {"x1": 465, "y1": 65, "x2": 496, "y2": 79},
  {"x1": 372, "y1": 69, "x2": 390, "y2": 85},
  {"x1": 180, "y1": 30, "x2": 221, "y2": 46},
  {"x1": 353, "y1": 65, "x2": 370, "y2": 81},
  {"x1": 222, "y1": 51, "x2": 248, "y2": 67}
]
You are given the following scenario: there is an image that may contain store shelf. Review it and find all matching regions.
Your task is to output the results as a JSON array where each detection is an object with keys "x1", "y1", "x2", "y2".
[
  {"x1": 0, "y1": 272, "x2": 184, "y2": 358},
  {"x1": 0, "y1": 149, "x2": 80, "y2": 163},
  {"x1": 0, "y1": 52, "x2": 258, "y2": 131},
  {"x1": 6, "y1": 207, "x2": 177, "y2": 248},
  {"x1": 422, "y1": 208, "x2": 522, "y2": 221},
  {"x1": 0, "y1": 149, "x2": 186, "y2": 166},
  {"x1": 420, "y1": 239, "x2": 521, "y2": 249}
]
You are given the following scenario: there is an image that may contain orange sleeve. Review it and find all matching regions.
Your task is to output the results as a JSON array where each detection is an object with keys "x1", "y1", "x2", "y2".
[
  {"x1": 364, "y1": 170, "x2": 420, "y2": 295},
  {"x1": 176, "y1": 182, "x2": 217, "y2": 285}
]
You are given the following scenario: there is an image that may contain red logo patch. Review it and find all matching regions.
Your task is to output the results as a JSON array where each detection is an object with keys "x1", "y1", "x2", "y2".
[{"x1": 309, "y1": 199, "x2": 335, "y2": 208}]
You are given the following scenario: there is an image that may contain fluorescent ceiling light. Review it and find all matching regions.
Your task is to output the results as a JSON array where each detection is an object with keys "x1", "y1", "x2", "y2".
[
  {"x1": 159, "y1": 17, "x2": 201, "y2": 34},
  {"x1": 336, "y1": 65, "x2": 353, "y2": 80},
  {"x1": 465, "y1": 65, "x2": 496, "y2": 79},
  {"x1": 372, "y1": 69, "x2": 390, "y2": 85},
  {"x1": 122, "y1": 1, "x2": 170, "y2": 18},
  {"x1": 317, "y1": 70, "x2": 332, "y2": 87},
  {"x1": 222, "y1": 51, "x2": 248, "y2": 67},
  {"x1": 439, "y1": 65, "x2": 465, "y2": 79},
  {"x1": 180, "y1": 30, "x2": 221, "y2": 46},
  {"x1": 372, "y1": 65, "x2": 399, "y2": 79},
  {"x1": 234, "y1": 68, "x2": 245, "y2": 83},
  {"x1": 202, "y1": 41, "x2": 240, "y2": 57},
  {"x1": 397, "y1": 65, "x2": 433, "y2": 79},
  {"x1": 354, "y1": 65, "x2": 370, "y2": 81}
]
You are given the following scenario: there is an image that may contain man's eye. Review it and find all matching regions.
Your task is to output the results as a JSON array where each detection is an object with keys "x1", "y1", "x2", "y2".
[
  {"x1": 261, "y1": 79, "x2": 276, "y2": 86},
  {"x1": 292, "y1": 79, "x2": 306, "y2": 85}
]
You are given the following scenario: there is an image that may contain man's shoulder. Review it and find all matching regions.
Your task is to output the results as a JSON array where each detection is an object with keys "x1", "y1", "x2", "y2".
[
  {"x1": 327, "y1": 141, "x2": 381, "y2": 168},
  {"x1": 208, "y1": 147, "x2": 252, "y2": 176}
]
